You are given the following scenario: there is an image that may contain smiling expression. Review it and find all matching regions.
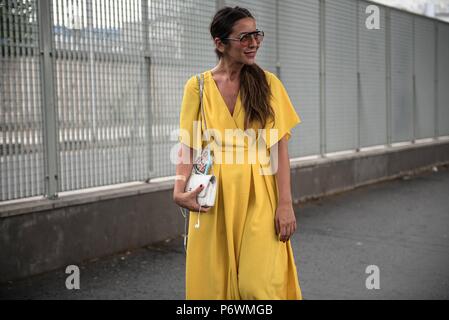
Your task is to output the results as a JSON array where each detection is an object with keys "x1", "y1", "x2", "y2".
[{"x1": 215, "y1": 17, "x2": 261, "y2": 65}]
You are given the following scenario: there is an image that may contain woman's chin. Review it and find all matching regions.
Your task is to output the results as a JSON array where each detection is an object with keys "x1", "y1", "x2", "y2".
[{"x1": 244, "y1": 58, "x2": 256, "y2": 65}]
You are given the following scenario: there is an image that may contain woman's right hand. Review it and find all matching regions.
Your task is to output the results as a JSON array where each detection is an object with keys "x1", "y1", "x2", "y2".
[{"x1": 173, "y1": 184, "x2": 212, "y2": 213}]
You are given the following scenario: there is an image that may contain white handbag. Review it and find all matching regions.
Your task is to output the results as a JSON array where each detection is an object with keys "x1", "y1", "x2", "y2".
[
  {"x1": 179, "y1": 72, "x2": 217, "y2": 252},
  {"x1": 185, "y1": 173, "x2": 217, "y2": 207}
]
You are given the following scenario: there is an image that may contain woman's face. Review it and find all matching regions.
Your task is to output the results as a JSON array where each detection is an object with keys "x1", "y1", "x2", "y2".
[{"x1": 218, "y1": 17, "x2": 260, "y2": 65}]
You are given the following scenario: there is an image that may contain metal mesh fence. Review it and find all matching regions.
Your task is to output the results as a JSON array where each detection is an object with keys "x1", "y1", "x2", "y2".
[
  {"x1": 51, "y1": 0, "x2": 150, "y2": 191},
  {"x1": 1, "y1": 0, "x2": 448, "y2": 201},
  {"x1": 1, "y1": 0, "x2": 44, "y2": 200},
  {"x1": 148, "y1": 0, "x2": 217, "y2": 178}
]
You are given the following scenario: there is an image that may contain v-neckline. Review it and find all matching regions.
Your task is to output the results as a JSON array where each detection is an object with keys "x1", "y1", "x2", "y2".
[{"x1": 208, "y1": 70, "x2": 241, "y2": 119}]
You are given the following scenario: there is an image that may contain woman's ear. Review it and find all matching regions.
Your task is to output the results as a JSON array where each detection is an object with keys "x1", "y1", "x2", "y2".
[{"x1": 214, "y1": 37, "x2": 225, "y2": 54}]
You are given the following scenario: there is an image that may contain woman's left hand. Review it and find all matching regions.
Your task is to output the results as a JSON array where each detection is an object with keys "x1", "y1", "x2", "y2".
[{"x1": 275, "y1": 202, "x2": 297, "y2": 242}]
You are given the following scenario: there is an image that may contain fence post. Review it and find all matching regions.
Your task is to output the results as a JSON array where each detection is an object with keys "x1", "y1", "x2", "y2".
[
  {"x1": 385, "y1": 8, "x2": 392, "y2": 147},
  {"x1": 356, "y1": 0, "x2": 360, "y2": 152},
  {"x1": 275, "y1": 0, "x2": 281, "y2": 78},
  {"x1": 319, "y1": 0, "x2": 327, "y2": 157},
  {"x1": 412, "y1": 16, "x2": 416, "y2": 144},
  {"x1": 37, "y1": 0, "x2": 59, "y2": 199},
  {"x1": 434, "y1": 21, "x2": 439, "y2": 140},
  {"x1": 216, "y1": 0, "x2": 225, "y2": 10},
  {"x1": 141, "y1": 0, "x2": 154, "y2": 180}
]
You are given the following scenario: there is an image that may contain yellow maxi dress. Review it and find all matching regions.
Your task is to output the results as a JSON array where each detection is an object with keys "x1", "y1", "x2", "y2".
[{"x1": 178, "y1": 69, "x2": 302, "y2": 300}]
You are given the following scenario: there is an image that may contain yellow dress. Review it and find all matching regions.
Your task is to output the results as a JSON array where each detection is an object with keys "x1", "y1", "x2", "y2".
[{"x1": 178, "y1": 69, "x2": 302, "y2": 300}]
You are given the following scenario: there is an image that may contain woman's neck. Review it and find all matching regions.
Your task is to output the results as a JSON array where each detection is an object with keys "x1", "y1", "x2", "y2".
[{"x1": 212, "y1": 58, "x2": 244, "y2": 81}]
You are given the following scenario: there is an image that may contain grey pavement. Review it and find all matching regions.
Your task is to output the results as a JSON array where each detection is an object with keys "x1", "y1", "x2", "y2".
[{"x1": 1, "y1": 165, "x2": 449, "y2": 300}]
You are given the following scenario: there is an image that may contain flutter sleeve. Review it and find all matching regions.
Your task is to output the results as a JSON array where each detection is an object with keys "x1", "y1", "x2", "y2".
[
  {"x1": 178, "y1": 75, "x2": 202, "y2": 151},
  {"x1": 261, "y1": 71, "x2": 302, "y2": 149}
]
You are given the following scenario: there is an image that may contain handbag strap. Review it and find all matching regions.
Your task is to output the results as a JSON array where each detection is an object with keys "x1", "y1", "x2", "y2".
[
  {"x1": 196, "y1": 73, "x2": 210, "y2": 141},
  {"x1": 179, "y1": 73, "x2": 206, "y2": 254}
]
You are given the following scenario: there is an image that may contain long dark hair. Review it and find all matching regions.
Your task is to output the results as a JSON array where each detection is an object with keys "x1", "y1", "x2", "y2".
[{"x1": 209, "y1": 6, "x2": 274, "y2": 131}]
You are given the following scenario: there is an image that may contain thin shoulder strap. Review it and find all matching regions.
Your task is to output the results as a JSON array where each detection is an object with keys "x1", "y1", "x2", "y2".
[{"x1": 196, "y1": 73, "x2": 210, "y2": 140}]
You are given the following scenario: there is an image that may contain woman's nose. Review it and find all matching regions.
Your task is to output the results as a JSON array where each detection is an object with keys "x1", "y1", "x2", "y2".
[{"x1": 248, "y1": 36, "x2": 258, "y2": 48}]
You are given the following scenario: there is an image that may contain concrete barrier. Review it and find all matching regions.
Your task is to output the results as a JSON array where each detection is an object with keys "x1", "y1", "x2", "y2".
[{"x1": 1, "y1": 138, "x2": 448, "y2": 283}]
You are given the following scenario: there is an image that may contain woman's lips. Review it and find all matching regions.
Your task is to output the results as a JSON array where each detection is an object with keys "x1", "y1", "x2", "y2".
[{"x1": 245, "y1": 51, "x2": 256, "y2": 57}]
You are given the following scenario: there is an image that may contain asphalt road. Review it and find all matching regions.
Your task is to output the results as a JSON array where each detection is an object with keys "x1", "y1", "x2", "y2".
[{"x1": 1, "y1": 165, "x2": 448, "y2": 300}]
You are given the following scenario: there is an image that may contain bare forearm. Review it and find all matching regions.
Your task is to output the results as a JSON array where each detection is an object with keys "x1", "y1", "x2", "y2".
[
  {"x1": 274, "y1": 136, "x2": 292, "y2": 206},
  {"x1": 173, "y1": 144, "x2": 194, "y2": 196}
]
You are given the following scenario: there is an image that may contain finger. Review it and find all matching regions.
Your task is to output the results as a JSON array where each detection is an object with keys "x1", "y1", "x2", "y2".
[
  {"x1": 285, "y1": 224, "x2": 291, "y2": 241},
  {"x1": 201, "y1": 206, "x2": 211, "y2": 212},
  {"x1": 275, "y1": 217, "x2": 280, "y2": 236},
  {"x1": 186, "y1": 185, "x2": 203, "y2": 198},
  {"x1": 287, "y1": 223, "x2": 293, "y2": 241},
  {"x1": 191, "y1": 203, "x2": 211, "y2": 213},
  {"x1": 288, "y1": 223, "x2": 294, "y2": 240},
  {"x1": 193, "y1": 184, "x2": 204, "y2": 194},
  {"x1": 286, "y1": 224, "x2": 292, "y2": 242},
  {"x1": 187, "y1": 201, "x2": 199, "y2": 212},
  {"x1": 187, "y1": 185, "x2": 204, "y2": 203},
  {"x1": 280, "y1": 224, "x2": 287, "y2": 242}
]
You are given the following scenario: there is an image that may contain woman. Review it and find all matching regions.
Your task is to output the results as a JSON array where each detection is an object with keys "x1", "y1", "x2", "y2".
[{"x1": 173, "y1": 6, "x2": 302, "y2": 300}]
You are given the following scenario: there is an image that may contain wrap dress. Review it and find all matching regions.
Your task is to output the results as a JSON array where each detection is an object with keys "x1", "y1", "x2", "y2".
[{"x1": 178, "y1": 69, "x2": 302, "y2": 300}]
